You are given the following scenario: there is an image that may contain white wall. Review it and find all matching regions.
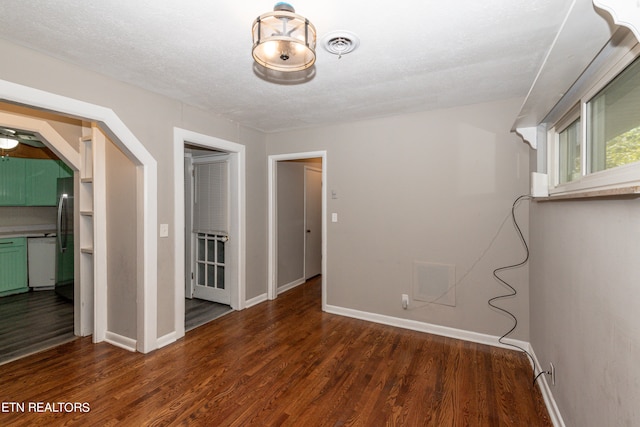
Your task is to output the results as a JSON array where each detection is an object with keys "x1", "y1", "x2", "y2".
[
  {"x1": 0, "y1": 206, "x2": 56, "y2": 228},
  {"x1": 277, "y1": 161, "x2": 305, "y2": 287},
  {"x1": 0, "y1": 38, "x2": 533, "y2": 351},
  {"x1": 0, "y1": 102, "x2": 83, "y2": 152},
  {"x1": 105, "y1": 137, "x2": 138, "y2": 339},
  {"x1": 276, "y1": 159, "x2": 323, "y2": 289},
  {"x1": 530, "y1": 199, "x2": 640, "y2": 426},
  {"x1": 0, "y1": 39, "x2": 267, "y2": 338},
  {"x1": 267, "y1": 98, "x2": 532, "y2": 340}
]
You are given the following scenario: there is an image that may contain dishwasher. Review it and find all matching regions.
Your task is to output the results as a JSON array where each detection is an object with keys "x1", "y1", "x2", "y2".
[{"x1": 27, "y1": 236, "x2": 56, "y2": 289}]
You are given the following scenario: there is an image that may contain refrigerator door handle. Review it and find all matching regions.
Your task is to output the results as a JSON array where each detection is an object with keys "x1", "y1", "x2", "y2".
[{"x1": 57, "y1": 194, "x2": 67, "y2": 253}]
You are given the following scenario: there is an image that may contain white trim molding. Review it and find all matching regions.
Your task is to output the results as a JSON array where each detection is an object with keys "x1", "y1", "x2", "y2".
[
  {"x1": 513, "y1": 0, "x2": 613, "y2": 132},
  {"x1": 105, "y1": 331, "x2": 137, "y2": 353},
  {"x1": 325, "y1": 304, "x2": 565, "y2": 426},
  {"x1": 0, "y1": 112, "x2": 81, "y2": 170},
  {"x1": 277, "y1": 278, "x2": 306, "y2": 296},
  {"x1": 156, "y1": 332, "x2": 178, "y2": 350},
  {"x1": 267, "y1": 151, "x2": 328, "y2": 310},
  {"x1": 593, "y1": 0, "x2": 640, "y2": 42},
  {"x1": 245, "y1": 293, "x2": 268, "y2": 309},
  {"x1": 529, "y1": 347, "x2": 566, "y2": 427},
  {"x1": 325, "y1": 304, "x2": 531, "y2": 352},
  {"x1": 515, "y1": 127, "x2": 538, "y2": 149},
  {"x1": 0, "y1": 78, "x2": 158, "y2": 354},
  {"x1": 172, "y1": 127, "x2": 246, "y2": 344}
]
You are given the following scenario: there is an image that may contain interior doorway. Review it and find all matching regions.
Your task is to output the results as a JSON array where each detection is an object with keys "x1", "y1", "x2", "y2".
[
  {"x1": 0, "y1": 108, "x2": 82, "y2": 346},
  {"x1": 0, "y1": 108, "x2": 80, "y2": 363},
  {"x1": 0, "y1": 151, "x2": 76, "y2": 364},
  {"x1": 183, "y1": 145, "x2": 233, "y2": 330},
  {"x1": 172, "y1": 128, "x2": 246, "y2": 341},
  {"x1": 268, "y1": 151, "x2": 327, "y2": 309}
]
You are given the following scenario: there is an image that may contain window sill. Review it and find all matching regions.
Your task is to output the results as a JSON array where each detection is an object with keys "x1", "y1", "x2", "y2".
[{"x1": 536, "y1": 185, "x2": 640, "y2": 201}]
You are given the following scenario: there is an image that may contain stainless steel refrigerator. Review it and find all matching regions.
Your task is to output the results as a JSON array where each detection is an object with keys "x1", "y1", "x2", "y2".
[{"x1": 55, "y1": 177, "x2": 74, "y2": 300}]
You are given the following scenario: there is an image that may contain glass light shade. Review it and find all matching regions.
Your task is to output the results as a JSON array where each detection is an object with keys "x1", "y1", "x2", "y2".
[
  {"x1": 0, "y1": 137, "x2": 19, "y2": 150},
  {"x1": 252, "y1": 7, "x2": 316, "y2": 72}
]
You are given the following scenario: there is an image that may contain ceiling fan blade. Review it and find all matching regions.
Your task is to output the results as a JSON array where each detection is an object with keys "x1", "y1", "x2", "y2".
[
  {"x1": 12, "y1": 132, "x2": 45, "y2": 148},
  {"x1": 0, "y1": 128, "x2": 17, "y2": 138},
  {"x1": 17, "y1": 138, "x2": 46, "y2": 148}
]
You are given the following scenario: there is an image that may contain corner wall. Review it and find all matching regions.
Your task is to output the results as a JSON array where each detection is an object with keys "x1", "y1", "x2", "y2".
[
  {"x1": 267, "y1": 98, "x2": 531, "y2": 340},
  {"x1": 277, "y1": 161, "x2": 305, "y2": 288},
  {"x1": 529, "y1": 198, "x2": 640, "y2": 426},
  {"x1": 105, "y1": 137, "x2": 137, "y2": 339}
]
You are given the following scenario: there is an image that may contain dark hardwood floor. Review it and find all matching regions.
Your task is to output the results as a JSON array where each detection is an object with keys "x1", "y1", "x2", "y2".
[
  {"x1": 0, "y1": 277, "x2": 552, "y2": 426},
  {"x1": 0, "y1": 290, "x2": 75, "y2": 365}
]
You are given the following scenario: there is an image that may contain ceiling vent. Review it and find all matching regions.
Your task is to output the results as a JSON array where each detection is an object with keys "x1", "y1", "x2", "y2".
[{"x1": 322, "y1": 31, "x2": 360, "y2": 58}]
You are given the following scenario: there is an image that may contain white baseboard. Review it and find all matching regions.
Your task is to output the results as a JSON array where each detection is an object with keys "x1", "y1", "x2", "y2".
[
  {"x1": 245, "y1": 293, "x2": 268, "y2": 308},
  {"x1": 324, "y1": 304, "x2": 529, "y2": 351},
  {"x1": 324, "y1": 304, "x2": 564, "y2": 426},
  {"x1": 104, "y1": 331, "x2": 137, "y2": 352},
  {"x1": 277, "y1": 278, "x2": 305, "y2": 295},
  {"x1": 529, "y1": 347, "x2": 566, "y2": 427},
  {"x1": 156, "y1": 331, "x2": 177, "y2": 349}
]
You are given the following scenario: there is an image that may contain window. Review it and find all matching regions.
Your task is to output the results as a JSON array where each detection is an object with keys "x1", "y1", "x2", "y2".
[
  {"x1": 587, "y1": 57, "x2": 640, "y2": 173},
  {"x1": 548, "y1": 45, "x2": 640, "y2": 196},
  {"x1": 558, "y1": 118, "x2": 581, "y2": 184},
  {"x1": 196, "y1": 233, "x2": 226, "y2": 291}
]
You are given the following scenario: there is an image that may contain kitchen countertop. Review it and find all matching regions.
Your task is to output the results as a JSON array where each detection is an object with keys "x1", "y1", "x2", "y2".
[{"x1": 0, "y1": 224, "x2": 57, "y2": 239}]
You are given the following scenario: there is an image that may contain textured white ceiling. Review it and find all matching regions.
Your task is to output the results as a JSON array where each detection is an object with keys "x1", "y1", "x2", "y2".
[{"x1": 0, "y1": 0, "x2": 588, "y2": 132}]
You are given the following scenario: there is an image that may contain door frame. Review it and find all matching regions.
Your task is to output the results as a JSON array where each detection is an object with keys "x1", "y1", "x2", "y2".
[
  {"x1": 0, "y1": 78, "x2": 158, "y2": 354},
  {"x1": 268, "y1": 151, "x2": 327, "y2": 309},
  {"x1": 172, "y1": 128, "x2": 245, "y2": 341},
  {"x1": 304, "y1": 166, "x2": 322, "y2": 280}
]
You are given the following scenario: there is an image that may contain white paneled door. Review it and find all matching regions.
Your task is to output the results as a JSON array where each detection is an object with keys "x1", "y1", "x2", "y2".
[{"x1": 191, "y1": 157, "x2": 230, "y2": 305}]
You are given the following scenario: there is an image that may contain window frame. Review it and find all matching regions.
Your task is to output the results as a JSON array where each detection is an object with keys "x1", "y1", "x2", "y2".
[
  {"x1": 549, "y1": 105, "x2": 581, "y2": 188},
  {"x1": 547, "y1": 42, "x2": 640, "y2": 196}
]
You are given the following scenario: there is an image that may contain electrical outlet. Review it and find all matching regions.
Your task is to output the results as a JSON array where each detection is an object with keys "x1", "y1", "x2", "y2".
[
  {"x1": 402, "y1": 294, "x2": 409, "y2": 310},
  {"x1": 549, "y1": 362, "x2": 556, "y2": 386}
]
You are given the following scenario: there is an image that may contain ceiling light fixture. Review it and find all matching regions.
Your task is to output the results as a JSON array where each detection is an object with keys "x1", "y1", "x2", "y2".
[
  {"x1": 252, "y1": 2, "x2": 317, "y2": 72},
  {"x1": 0, "y1": 137, "x2": 19, "y2": 150}
]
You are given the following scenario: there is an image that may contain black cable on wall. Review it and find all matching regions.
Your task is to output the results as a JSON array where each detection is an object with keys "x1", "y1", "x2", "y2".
[{"x1": 488, "y1": 194, "x2": 548, "y2": 385}]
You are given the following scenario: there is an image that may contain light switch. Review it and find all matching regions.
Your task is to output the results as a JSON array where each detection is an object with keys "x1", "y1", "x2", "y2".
[
  {"x1": 160, "y1": 223, "x2": 169, "y2": 238},
  {"x1": 332, "y1": 213, "x2": 338, "y2": 223}
]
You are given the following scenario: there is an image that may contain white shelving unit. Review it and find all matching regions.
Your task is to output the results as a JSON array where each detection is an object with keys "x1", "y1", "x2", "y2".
[{"x1": 79, "y1": 125, "x2": 106, "y2": 342}]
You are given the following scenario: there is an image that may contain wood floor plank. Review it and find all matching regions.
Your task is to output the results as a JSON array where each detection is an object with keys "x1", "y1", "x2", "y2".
[
  {"x1": 0, "y1": 277, "x2": 552, "y2": 426},
  {"x1": 0, "y1": 290, "x2": 74, "y2": 365}
]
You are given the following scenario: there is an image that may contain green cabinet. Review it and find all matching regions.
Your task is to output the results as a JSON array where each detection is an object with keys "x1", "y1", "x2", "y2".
[
  {"x1": 26, "y1": 159, "x2": 61, "y2": 206},
  {"x1": 59, "y1": 160, "x2": 73, "y2": 179},
  {"x1": 0, "y1": 237, "x2": 28, "y2": 296},
  {"x1": 0, "y1": 158, "x2": 27, "y2": 205},
  {"x1": 0, "y1": 158, "x2": 73, "y2": 206}
]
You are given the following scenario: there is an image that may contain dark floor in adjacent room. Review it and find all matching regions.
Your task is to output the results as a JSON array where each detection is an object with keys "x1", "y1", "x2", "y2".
[
  {"x1": 185, "y1": 297, "x2": 233, "y2": 331},
  {"x1": 0, "y1": 289, "x2": 232, "y2": 366},
  {"x1": 0, "y1": 290, "x2": 75, "y2": 365}
]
